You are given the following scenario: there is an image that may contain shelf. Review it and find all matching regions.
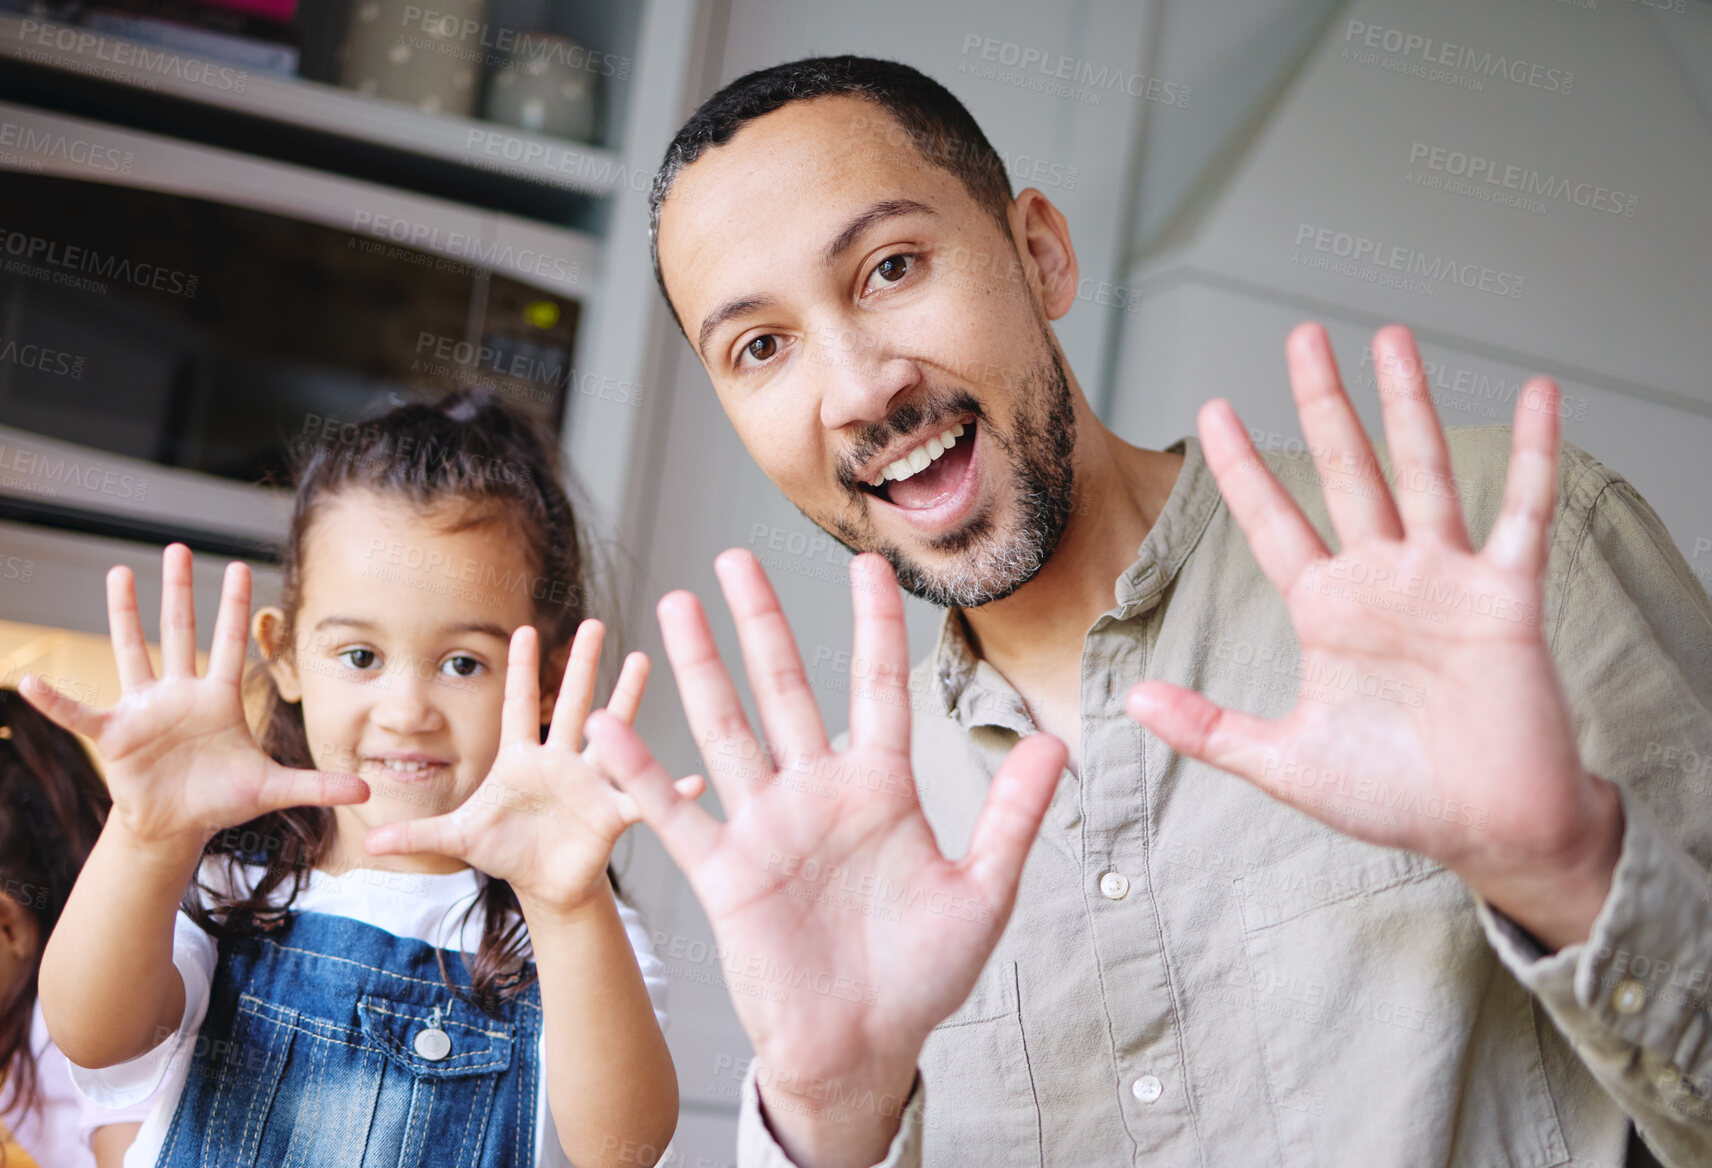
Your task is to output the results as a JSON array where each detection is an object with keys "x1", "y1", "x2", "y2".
[{"x1": 0, "y1": 13, "x2": 635, "y2": 198}]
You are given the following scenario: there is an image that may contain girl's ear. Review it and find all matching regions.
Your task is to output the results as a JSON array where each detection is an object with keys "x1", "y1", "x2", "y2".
[
  {"x1": 538, "y1": 644, "x2": 568, "y2": 727},
  {"x1": 252, "y1": 606, "x2": 303, "y2": 702},
  {"x1": 0, "y1": 890, "x2": 40, "y2": 963}
]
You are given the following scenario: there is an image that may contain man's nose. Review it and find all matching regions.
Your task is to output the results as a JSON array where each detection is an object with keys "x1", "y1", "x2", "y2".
[{"x1": 813, "y1": 320, "x2": 919, "y2": 431}]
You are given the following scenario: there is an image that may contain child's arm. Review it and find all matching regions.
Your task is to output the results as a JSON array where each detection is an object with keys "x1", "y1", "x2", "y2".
[
  {"x1": 24, "y1": 547, "x2": 368, "y2": 1069},
  {"x1": 520, "y1": 885, "x2": 677, "y2": 1168},
  {"x1": 365, "y1": 621, "x2": 697, "y2": 1168}
]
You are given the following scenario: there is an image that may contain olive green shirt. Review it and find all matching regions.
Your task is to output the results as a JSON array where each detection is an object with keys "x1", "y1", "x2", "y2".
[{"x1": 737, "y1": 426, "x2": 1712, "y2": 1168}]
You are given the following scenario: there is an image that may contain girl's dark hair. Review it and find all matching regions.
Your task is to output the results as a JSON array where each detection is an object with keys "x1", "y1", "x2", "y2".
[
  {"x1": 0, "y1": 687, "x2": 110, "y2": 1129},
  {"x1": 186, "y1": 389, "x2": 611, "y2": 1015}
]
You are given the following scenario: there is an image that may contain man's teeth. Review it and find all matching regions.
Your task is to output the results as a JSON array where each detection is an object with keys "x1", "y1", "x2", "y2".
[{"x1": 877, "y1": 423, "x2": 966, "y2": 485}]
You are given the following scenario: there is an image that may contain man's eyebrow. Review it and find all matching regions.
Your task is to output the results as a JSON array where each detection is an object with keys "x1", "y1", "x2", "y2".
[
  {"x1": 821, "y1": 199, "x2": 937, "y2": 269},
  {"x1": 693, "y1": 199, "x2": 936, "y2": 360},
  {"x1": 697, "y1": 295, "x2": 776, "y2": 359}
]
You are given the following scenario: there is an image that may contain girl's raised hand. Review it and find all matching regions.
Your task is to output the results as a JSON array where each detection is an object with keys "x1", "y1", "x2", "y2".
[
  {"x1": 19, "y1": 544, "x2": 369, "y2": 855},
  {"x1": 362, "y1": 620, "x2": 701, "y2": 915}
]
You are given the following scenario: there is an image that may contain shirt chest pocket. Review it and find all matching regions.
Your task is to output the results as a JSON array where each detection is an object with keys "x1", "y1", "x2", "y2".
[
  {"x1": 919, "y1": 959, "x2": 1042, "y2": 1167},
  {"x1": 1231, "y1": 849, "x2": 1570, "y2": 1168}
]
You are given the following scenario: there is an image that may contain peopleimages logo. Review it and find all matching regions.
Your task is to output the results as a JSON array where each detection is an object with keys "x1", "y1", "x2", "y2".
[
  {"x1": 1291, "y1": 223, "x2": 1526, "y2": 300},
  {"x1": 1342, "y1": 20, "x2": 1575, "y2": 94},
  {"x1": 1407, "y1": 143, "x2": 1637, "y2": 217}
]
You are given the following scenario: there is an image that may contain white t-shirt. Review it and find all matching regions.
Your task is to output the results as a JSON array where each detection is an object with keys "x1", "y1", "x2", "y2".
[
  {"x1": 6, "y1": 1001, "x2": 158, "y2": 1168},
  {"x1": 66, "y1": 859, "x2": 669, "y2": 1168}
]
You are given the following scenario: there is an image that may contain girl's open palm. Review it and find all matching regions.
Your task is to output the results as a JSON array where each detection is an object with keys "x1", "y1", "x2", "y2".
[
  {"x1": 363, "y1": 620, "x2": 701, "y2": 913},
  {"x1": 20, "y1": 544, "x2": 368, "y2": 850}
]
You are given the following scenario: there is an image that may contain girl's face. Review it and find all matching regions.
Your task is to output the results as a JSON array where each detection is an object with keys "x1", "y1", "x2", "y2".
[{"x1": 259, "y1": 489, "x2": 556, "y2": 875}]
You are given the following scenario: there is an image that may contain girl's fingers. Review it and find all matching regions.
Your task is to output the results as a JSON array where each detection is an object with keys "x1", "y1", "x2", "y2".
[
  {"x1": 106, "y1": 565, "x2": 155, "y2": 690},
  {"x1": 547, "y1": 620, "x2": 605, "y2": 751},
  {"x1": 160, "y1": 544, "x2": 198, "y2": 678},
  {"x1": 604, "y1": 652, "x2": 650, "y2": 727},
  {"x1": 674, "y1": 774, "x2": 707, "y2": 800},
  {"x1": 501, "y1": 626, "x2": 544, "y2": 748},
  {"x1": 17, "y1": 674, "x2": 104, "y2": 739},
  {"x1": 585, "y1": 711, "x2": 721, "y2": 874},
  {"x1": 257, "y1": 760, "x2": 370, "y2": 814},
  {"x1": 363, "y1": 812, "x2": 461, "y2": 860},
  {"x1": 205, "y1": 562, "x2": 253, "y2": 687}
]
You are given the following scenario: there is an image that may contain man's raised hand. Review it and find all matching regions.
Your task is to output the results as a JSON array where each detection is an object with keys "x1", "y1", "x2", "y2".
[{"x1": 586, "y1": 551, "x2": 1065, "y2": 1168}]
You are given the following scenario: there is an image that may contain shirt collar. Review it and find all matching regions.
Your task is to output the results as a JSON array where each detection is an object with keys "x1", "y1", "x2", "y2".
[{"x1": 927, "y1": 435, "x2": 1221, "y2": 728}]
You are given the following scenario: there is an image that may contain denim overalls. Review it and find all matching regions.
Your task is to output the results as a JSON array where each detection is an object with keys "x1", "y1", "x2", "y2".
[{"x1": 156, "y1": 910, "x2": 541, "y2": 1168}]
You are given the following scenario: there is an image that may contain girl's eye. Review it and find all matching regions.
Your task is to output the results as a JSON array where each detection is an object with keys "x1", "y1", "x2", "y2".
[
  {"x1": 441, "y1": 655, "x2": 484, "y2": 679},
  {"x1": 864, "y1": 253, "x2": 916, "y2": 294},
  {"x1": 338, "y1": 647, "x2": 379, "y2": 671}
]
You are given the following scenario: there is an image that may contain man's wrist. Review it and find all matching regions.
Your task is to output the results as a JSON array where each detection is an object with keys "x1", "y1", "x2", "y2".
[
  {"x1": 752, "y1": 1051, "x2": 919, "y2": 1168},
  {"x1": 1461, "y1": 774, "x2": 1625, "y2": 953}
]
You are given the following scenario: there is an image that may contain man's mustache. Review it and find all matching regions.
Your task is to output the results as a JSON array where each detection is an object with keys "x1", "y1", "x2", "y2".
[{"x1": 835, "y1": 389, "x2": 983, "y2": 493}]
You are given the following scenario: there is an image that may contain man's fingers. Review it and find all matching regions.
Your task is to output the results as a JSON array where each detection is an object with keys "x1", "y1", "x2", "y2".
[
  {"x1": 107, "y1": 565, "x2": 154, "y2": 690},
  {"x1": 960, "y1": 732, "x2": 1066, "y2": 905},
  {"x1": 1371, "y1": 326, "x2": 1471, "y2": 549},
  {"x1": 205, "y1": 562, "x2": 253, "y2": 687},
  {"x1": 1285, "y1": 323, "x2": 1402, "y2": 544},
  {"x1": 847, "y1": 554, "x2": 913, "y2": 754},
  {"x1": 159, "y1": 544, "x2": 198, "y2": 678},
  {"x1": 1486, "y1": 377, "x2": 1562, "y2": 577},
  {"x1": 1125, "y1": 681, "x2": 1281, "y2": 785},
  {"x1": 586, "y1": 710, "x2": 720, "y2": 874},
  {"x1": 657, "y1": 589, "x2": 765, "y2": 809},
  {"x1": 1198, "y1": 399, "x2": 1329, "y2": 593},
  {"x1": 502, "y1": 626, "x2": 544, "y2": 747},
  {"x1": 547, "y1": 619, "x2": 604, "y2": 751},
  {"x1": 715, "y1": 550, "x2": 830, "y2": 763},
  {"x1": 17, "y1": 674, "x2": 104, "y2": 739}
]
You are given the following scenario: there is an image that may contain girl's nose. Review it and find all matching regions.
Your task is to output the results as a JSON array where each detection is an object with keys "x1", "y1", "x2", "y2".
[{"x1": 370, "y1": 662, "x2": 447, "y2": 736}]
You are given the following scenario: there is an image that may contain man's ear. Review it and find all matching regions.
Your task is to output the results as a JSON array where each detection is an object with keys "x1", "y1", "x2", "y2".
[
  {"x1": 1010, "y1": 188, "x2": 1080, "y2": 322},
  {"x1": 251, "y1": 606, "x2": 302, "y2": 702}
]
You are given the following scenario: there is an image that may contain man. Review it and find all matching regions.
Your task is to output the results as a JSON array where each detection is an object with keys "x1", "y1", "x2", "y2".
[{"x1": 583, "y1": 56, "x2": 1712, "y2": 1168}]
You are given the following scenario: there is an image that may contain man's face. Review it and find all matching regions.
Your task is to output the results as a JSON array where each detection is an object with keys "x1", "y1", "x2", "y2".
[{"x1": 656, "y1": 95, "x2": 1076, "y2": 608}]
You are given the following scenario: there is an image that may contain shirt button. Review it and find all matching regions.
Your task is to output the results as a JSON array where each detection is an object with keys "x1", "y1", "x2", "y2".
[
  {"x1": 1099, "y1": 871, "x2": 1130, "y2": 900},
  {"x1": 1131, "y1": 1074, "x2": 1164, "y2": 1103},
  {"x1": 1612, "y1": 978, "x2": 1647, "y2": 1015},
  {"x1": 1656, "y1": 1066, "x2": 1683, "y2": 1093}
]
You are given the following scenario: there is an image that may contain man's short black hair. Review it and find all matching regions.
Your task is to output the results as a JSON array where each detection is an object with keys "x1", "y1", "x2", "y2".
[{"x1": 647, "y1": 55, "x2": 1015, "y2": 324}]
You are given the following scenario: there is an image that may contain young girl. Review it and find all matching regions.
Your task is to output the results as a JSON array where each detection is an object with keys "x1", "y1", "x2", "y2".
[
  {"x1": 0, "y1": 687, "x2": 152, "y2": 1168},
  {"x1": 20, "y1": 392, "x2": 694, "y2": 1168}
]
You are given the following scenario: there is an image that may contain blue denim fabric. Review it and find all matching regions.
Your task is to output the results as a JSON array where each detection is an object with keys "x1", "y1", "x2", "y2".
[{"x1": 156, "y1": 910, "x2": 541, "y2": 1168}]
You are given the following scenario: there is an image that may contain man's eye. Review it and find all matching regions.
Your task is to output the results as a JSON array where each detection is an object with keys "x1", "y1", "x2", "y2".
[
  {"x1": 865, "y1": 253, "x2": 916, "y2": 293},
  {"x1": 338, "y1": 648, "x2": 378, "y2": 671},
  {"x1": 742, "y1": 335, "x2": 780, "y2": 366},
  {"x1": 441, "y1": 655, "x2": 484, "y2": 679}
]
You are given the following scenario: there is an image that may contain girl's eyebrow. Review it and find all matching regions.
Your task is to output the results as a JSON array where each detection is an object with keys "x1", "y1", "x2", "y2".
[{"x1": 312, "y1": 615, "x2": 512, "y2": 642}]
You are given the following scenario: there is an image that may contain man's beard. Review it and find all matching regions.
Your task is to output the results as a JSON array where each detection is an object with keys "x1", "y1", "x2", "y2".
[{"x1": 819, "y1": 342, "x2": 1077, "y2": 609}]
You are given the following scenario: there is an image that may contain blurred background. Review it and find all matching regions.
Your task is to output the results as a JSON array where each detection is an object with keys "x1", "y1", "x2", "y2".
[{"x1": 1, "y1": 0, "x2": 1708, "y2": 1163}]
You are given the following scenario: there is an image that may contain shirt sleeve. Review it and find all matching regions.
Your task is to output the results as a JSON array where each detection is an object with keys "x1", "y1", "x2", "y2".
[
  {"x1": 615, "y1": 897, "x2": 669, "y2": 1034},
  {"x1": 65, "y1": 909, "x2": 218, "y2": 1111},
  {"x1": 1476, "y1": 451, "x2": 1712, "y2": 1168},
  {"x1": 736, "y1": 1060, "x2": 924, "y2": 1168}
]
